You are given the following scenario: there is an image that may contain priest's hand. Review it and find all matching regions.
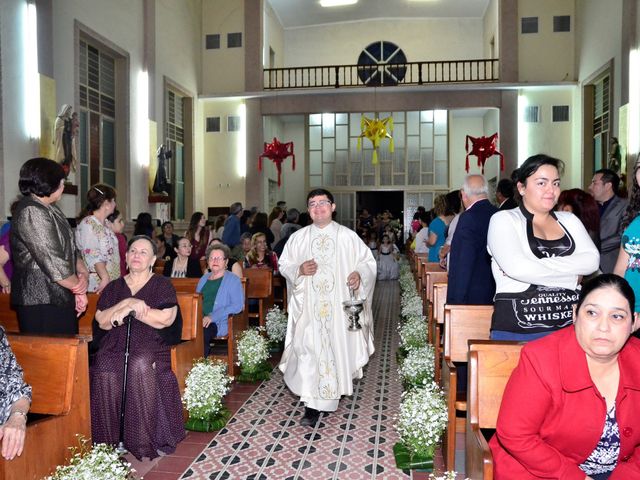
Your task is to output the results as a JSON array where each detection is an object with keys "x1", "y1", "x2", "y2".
[
  {"x1": 347, "y1": 271, "x2": 361, "y2": 291},
  {"x1": 299, "y1": 259, "x2": 317, "y2": 276}
]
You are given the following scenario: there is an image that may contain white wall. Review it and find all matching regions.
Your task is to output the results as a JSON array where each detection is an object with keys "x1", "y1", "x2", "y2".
[
  {"x1": 0, "y1": 0, "x2": 42, "y2": 218},
  {"x1": 263, "y1": 1, "x2": 284, "y2": 68},
  {"x1": 483, "y1": 0, "x2": 499, "y2": 59},
  {"x1": 517, "y1": 87, "x2": 577, "y2": 187},
  {"x1": 284, "y1": 18, "x2": 483, "y2": 67},
  {"x1": 201, "y1": 98, "x2": 247, "y2": 209},
  {"x1": 575, "y1": 0, "x2": 623, "y2": 140},
  {"x1": 201, "y1": 0, "x2": 245, "y2": 95},
  {"x1": 518, "y1": 0, "x2": 575, "y2": 82}
]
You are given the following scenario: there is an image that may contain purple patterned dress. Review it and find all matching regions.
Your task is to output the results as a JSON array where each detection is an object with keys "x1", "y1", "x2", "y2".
[{"x1": 90, "y1": 275, "x2": 185, "y2": 460}]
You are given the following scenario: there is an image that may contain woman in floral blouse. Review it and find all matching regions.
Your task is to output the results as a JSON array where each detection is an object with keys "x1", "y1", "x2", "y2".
[
  {"x1": 75, "y1": 184, "x2": 120, "y2": 293},
  {"x1": 0, "y1": 327, "x2": 31, "y2": 461}
]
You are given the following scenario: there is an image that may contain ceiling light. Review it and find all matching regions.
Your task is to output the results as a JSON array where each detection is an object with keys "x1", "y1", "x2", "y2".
[{"x1": 320, "y1": 0, "x2": 357, "y2": 7}]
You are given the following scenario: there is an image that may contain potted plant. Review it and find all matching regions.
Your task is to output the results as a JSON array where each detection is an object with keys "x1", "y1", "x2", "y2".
[
  {"x1": 265, "y1": 305, "x2": 287, "y2": 351},
  {"x1": 182, "y1": 357, "x2": 232, "y2": 431},
  {"x1": 394, "y1": 381, "x2": 448, "y2": 472},
  {"x1": 46, "y1": 436, "x2": 137, "y2": 479},
  {"x1": 236, "y1": 327, "x2": 271, "y2": 382}
]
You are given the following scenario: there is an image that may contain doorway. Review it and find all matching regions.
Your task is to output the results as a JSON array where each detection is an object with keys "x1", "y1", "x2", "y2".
[{"x1": 356, "y1": 190, "x2": 404, "y2": 220}]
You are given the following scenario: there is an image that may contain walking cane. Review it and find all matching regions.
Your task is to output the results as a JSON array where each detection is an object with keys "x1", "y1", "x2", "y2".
[{"x1": 115, "y1": 310, "x2": 136, "y2": 456}]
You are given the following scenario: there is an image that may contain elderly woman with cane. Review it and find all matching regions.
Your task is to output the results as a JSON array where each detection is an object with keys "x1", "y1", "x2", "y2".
[{"x1": 90, "y1": 235, "x2": 184, "y2": 459}]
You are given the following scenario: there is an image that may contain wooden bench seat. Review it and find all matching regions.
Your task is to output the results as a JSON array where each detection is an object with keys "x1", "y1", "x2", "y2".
[
  {"x1": 0, "y1": 293, "x2": 98, "y2": 337},
  {"x1": 243, "y1": 269, "x2": 273, "y2": 328},
  {"x1": 441, "y1": 304, "x2": 493, "y2": 471},
  {"x1": 466, "y1": 340, "x2": 524, "y2": 480},
  {"x1": 0, "y1": 334, "x2": 90, "y2": 480}
]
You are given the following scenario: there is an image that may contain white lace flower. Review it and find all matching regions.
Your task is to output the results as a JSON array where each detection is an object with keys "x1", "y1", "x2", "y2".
[
  {"x1": 46, "y1": 438, "x2": 136, "y2": 479},
  {"x1": 182, "y1": 358, "x2": 232, "y2": 420},
  {"x1": 398, "y1": 344, "x2": 435, "y2": 386},
  {"x1": 395, "y1": 382, "x2": 448, "y2": 457},
  {"x1": 237, "y1": 328, "x2": 270, "y2": 371},
  {"x1": 265, "y1": 305, "x2": 288, "y2": 343}
]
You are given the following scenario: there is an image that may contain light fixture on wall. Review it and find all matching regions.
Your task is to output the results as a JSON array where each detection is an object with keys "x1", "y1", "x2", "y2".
[
  {"x1": 517, "y1": 94, "x2": 529, "y2": 166},
  {"x1": 136, "y1": 70, "x2": 149, "y2": 167},
  {"x1": 23, "y1": 0, "x2": 40, "y2": 140},
  {"x1": 320, "y1": 0, "x2": 357, "y2": 7},
  {"x1": 237, "y1": 103, "x2": 246, "y2": 178},
  {"x1": 629, "y1": 49, "x2": 639, "y2": 157}
]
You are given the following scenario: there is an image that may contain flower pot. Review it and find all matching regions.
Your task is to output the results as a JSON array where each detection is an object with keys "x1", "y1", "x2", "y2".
[
  {"x1": 185, "y1": 407, "x2": 231, "y2": 432},
  {"x1": 237, "y1": 361, "x2": 272, "y2": 382},
  {"x1": 393, "y1": 442, "x2": 434, "y2": 472},
  {"x1": 269, "y1": 341, "x2": 284, "y2": 353}
]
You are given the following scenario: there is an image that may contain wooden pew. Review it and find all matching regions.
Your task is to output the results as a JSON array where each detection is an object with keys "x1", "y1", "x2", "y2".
[
  {"x1": 431, "y1": 281, "x2": 448, "y2": 383},
  {"x1": 170, "y1": 277, "x2": 200, "y2": 294},
  {"x1": 466, "y1": 340, "x2": 524, "y2": 480},
  {"x1": 441, "y1": 304, "x2": 493, "y2": 471},
  {"x1": 0, "y1": 293, "x2": 98, "y2": 337},
  {"x1": 0, "y1": 334, "x2": 90, "y2": 480},
  {"x1": 243, "y1": 269, "x2": 274, "y2": 328},
  {"x1": 170, "y1": 276, "x2": 248, "y2": 376},
  {"x1": 272, "y1": 274, "x2": 287, "y2": 313},
  {"x1": 424, "y1": 268, "x2": 447, "y2": 321},
  {"x1": 170, "y1": 292, "x2": 204, "y2": 399},
  {"x1": 413, "y1": 252, "x2": 427, "y2": 286},
  {"x1": 153, "y1": 258, "x2": 166, "y2": 275}
]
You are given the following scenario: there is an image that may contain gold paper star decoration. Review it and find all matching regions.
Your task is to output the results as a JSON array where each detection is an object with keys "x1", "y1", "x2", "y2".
[{"x1": 357, "y1": 115, "x2": 394, "y2": 165}]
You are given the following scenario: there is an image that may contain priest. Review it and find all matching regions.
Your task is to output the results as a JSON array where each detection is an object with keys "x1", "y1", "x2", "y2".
[{"x1": 278, "y1": 188, "x2": 377, "y2": 426}]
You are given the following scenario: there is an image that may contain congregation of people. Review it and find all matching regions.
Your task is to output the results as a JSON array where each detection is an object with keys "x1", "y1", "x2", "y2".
[{"x1": 3, "y1": 154, "x2": 640, "y2": 478}]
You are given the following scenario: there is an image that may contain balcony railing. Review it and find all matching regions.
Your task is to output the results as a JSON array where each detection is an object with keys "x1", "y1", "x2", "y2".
[{"x1": 263, "y1": 58, "x2": 499, "y2": 90}]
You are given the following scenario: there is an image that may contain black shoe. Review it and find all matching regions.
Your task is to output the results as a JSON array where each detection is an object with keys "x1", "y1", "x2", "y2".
[{"x1": 300, "y1": 407, "x2": 321, "y2": 426}]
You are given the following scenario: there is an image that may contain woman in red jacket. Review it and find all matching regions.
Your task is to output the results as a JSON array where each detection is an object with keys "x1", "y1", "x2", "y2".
[{"x1": 490, "y1": 273, "x2": 640, "y2": 480}]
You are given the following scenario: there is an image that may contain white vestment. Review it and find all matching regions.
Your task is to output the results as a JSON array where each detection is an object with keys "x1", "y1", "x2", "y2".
[{"x1": 278, "y1": 221, "x2": 376, "y2": 411}]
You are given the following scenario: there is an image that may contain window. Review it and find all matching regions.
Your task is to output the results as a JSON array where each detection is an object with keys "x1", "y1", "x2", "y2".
[
  {"x1": 205, "y1": 34, "x2": 220, "y2": 49},
  {"x1": 521, "y1": 17, "x2": 538, "y2": 34},
  {"x1": 165, "y1": 88, "x2": 186, "y2": 219},
  {"x1": 227, "y1": 116, "x2": 240, "y2": 132},
  {"x1": 553, "y1": 15, "x2": 571, "y2": 32},
  {"x1": 552, "y1": 105, "x2": 569, "y2": 122},
  {"x1": 524, "y1": 106, "x2": 540, "y2": 123},
  {"x1": 227, "y1": 32, "x2": 242, "y2": 48},
  {"x1": 206, "y1": 117, "x2": 220, "y2": 132},
  {"x1": 78, "y1": 39, "x2": 117, "y2": 199}
]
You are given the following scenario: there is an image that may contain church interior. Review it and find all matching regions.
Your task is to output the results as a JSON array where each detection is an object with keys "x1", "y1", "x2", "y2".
[{"x1": 1, "y1": 0, "x2": 639, "y2": 479}]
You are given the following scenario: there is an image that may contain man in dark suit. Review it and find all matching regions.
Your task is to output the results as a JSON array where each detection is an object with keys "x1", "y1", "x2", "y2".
[
  {"x1": 496, "y1": 178, "x2": 518, "y2": 210},
  {"x1": 447, "y1": 174, "x2": 498, "y2": 305},
  {"x1": 589, "y1": 168, "x2": 628, "y2": 273}
]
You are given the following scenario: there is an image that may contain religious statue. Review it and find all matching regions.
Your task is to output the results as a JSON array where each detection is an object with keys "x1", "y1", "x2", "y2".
[
  {"x1": 53, "y1": 104, "x2": 77, "y2": 178},
  {"x1": 609, "y1": 136, "x2": 621, "y2": 174},
  {"x1": 152, "y1": 145, "x2": 172, "y2": 195}
]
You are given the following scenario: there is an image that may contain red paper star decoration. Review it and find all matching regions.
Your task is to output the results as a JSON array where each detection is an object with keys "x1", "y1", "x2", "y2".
[
  {"x1": 258, "y1": 138, "x2": 295, "y2": 187},
  {"x1": 465, "y1": 133, "x2": 504, "y2": 173}
]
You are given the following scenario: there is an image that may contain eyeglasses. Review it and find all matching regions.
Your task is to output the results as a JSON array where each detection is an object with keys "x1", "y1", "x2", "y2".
[
  {"x1": 308, "y1": 200, "x2": 332, "y2": 209},
  {"x1": 209, "y1": 256, "x2": 226, "y2": 262}
]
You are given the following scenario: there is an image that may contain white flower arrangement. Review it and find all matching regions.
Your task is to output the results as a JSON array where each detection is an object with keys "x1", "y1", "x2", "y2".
[
  {"x1": 398, "y1": 314, "x2": 428, "y2": 351},
  {"x1": 46, "y1": 436, "x2": 136, "y2": 480},
  {"x1": 237, "y1": 327, "x2": 270, "y2": 373},
  {"x1": 396, "y1": 381, "x2": 448, "y2": 457},
  {"x1": 182, "y1": 358, "x2": 232, "y2": 423},
  {"x1": 265, "y1": 305, "x2": 288, "y2": 344},
  {"x1": 398, "y1": 344, "x2": 435, "y2": 387},
  {"x1": 400, "y1": 294, "x2": 423, "y2": 319},
  {"x1": 429, "y1": 472, "x2": 469, "y2": 480}
]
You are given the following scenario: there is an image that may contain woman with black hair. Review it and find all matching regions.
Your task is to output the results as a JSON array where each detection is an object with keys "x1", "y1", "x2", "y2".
[
  {"x1": 487, "y1": 154, "x2": 599, "y2": 341},
  {"x1": 76, "y1": 183, "x2": 119, "y2": 293},
  {"x1": 185, "y1": 211, "x2": 211, "y2": 261},
  {"x1": 11, "y1": 157, "x2": 88, "y2": 334}
]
